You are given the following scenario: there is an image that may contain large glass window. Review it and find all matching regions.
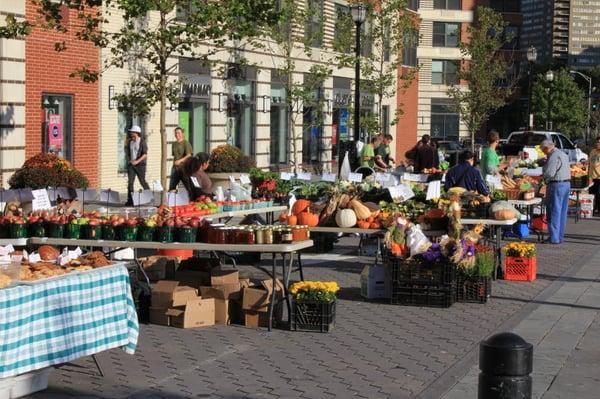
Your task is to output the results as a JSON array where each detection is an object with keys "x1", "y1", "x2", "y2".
[
  {"x1": 434, "y1": 0, "x2": 461, "y2": 10},
  {"x1": 178, "y1": 101, "x2": 209, "y2": 153},
  {"x1": 117, "y1": 111, "x2": 146, "y2": 174},
  {"x1": 303, "y1": 106, "x2": 322, "y2": 164},
  {"x1": 334, "y1": 4, "x2": 352, "y2": 53},
  {"x1": 431, "y1": 60, "x2": 458, "y2": 85},
  {"x1": 42, "y1": 94, "x2": 72, "y2": 161},
  {"x1": 430, "y1": 99, "x2": 459, "y2": 140},
  {"x1": 502, "y1": 26, "x2": 520, "y2": 50},
  {"x1": 402, "y1": 32, "x2": 418, "y2": 67},
  {"x1": 433, "y1": 22, "x2": 460, "y2": 47},
  {"x1": 270, "y1": 83, "x2": 288, "y2": 167},
  {"x1": 228, "y1": 80, "x2": 255, "y2": 156},
  {"x1": 406, "y1": 0, "x2": 419, "y2": 11},
  {"x1": 305, "y1": 0, "x2": 323, "y2": 48}
]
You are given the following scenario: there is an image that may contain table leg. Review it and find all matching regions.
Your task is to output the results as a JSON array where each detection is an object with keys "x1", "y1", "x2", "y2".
[
  {"x1": 495, "y1": 225, "x2": 502, "y2": 280},
  {"x1": 297, "y1": 252, "x2": 305, "y2": 281},
  {"x1": 282, "y1": 253, "x2": 293, "y2": 324},
  {"x1": 575, "y1": 190, "x2": 580, "y2": 224},
  {"x1": 267, "y1": 253, "x2": 276, "y2": 332}
]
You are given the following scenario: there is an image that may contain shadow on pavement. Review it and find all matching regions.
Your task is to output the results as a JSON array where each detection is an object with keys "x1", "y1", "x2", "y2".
[
  {"x1": 536, "y1": 273, "x2": 600, "y2": 283},
  {"x1": 492, "y1": 295, "x2": 600, "y2": 311}
]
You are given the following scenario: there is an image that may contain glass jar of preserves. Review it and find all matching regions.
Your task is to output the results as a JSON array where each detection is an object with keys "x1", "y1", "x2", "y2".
[
  {"x1": 255, "y1": 227, "x2": 264, "y2": 244},
  {"x1": 273, "y1": 228, "x2": 282, "y2": 244},
  {"x1": 214, "y1": 227, "x2": 228, "y2": 244},
  {"x1": 281, "y1": 228, "x2": 293, "y2": 244},
  {"x1": 240, "y1": 228, "x2": 255, "y2": 245},
  {"x1": 263, "y1": 227, "x2": 273, "y2": 244}
]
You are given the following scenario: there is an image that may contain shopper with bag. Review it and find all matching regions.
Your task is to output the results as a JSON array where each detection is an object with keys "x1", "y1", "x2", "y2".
[
  {"x1": 541, "y1": 140, "x2": 571, "y2": 244},
  {"x1": 589, "y1": 136, "x2": 600, "y2": 216}
]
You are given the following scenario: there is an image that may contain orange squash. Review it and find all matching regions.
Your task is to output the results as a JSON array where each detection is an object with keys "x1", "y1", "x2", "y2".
[
  {"x1": 278, "y1": 212, "x2": 288, "y2": 222},
  {"x1": 356, "y1": 220, "x2": 370, "y2": 229},
  {"x1": 291, "y1": 199, "x2": 311, "y2": 215},
  {"x1": 426, "y1": 208, "x2": 445, "y2": 219},
  {"x1": 287, "y1": 215, "x2": 298, "y2": 225},
  {"x1": 297, "y1": 211, "x2": 319, "y2": 227},
  {"x1": 369, "y1": 221, "x2": 382, "y2": 229}
]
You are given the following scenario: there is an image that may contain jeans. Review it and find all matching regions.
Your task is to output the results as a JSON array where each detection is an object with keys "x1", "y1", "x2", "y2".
[
  {"x1": 590, "y1": 179, "x2": 600, "y2": 214},
  {"x1": 127, "y1": 163, "x2": 150, "y2": 204},
  {"x1": 546, "y1": 181, "x2": 570, "y2": 243},
  {"x1": 168, "y1": 167, "x2": 183, "y2": 191}
]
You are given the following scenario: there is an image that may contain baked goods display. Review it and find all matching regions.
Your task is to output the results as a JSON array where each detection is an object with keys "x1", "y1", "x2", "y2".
[{"x1": 0, "y1": 272, "x2": 12, "y2": 288}]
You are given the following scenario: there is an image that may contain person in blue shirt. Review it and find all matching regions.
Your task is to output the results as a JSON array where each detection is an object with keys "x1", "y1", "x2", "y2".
[{"x1": 444, "y1": 150, "x2": 490, "y2": 195}]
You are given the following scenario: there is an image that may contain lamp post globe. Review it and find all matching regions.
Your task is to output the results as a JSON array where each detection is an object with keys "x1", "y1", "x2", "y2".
[
  {"x1": 545, "y1": 70, "x2": 554, "y2": 82},
  {"x1": 526, "y1": 46, "x2": 537, "y2": 63}
]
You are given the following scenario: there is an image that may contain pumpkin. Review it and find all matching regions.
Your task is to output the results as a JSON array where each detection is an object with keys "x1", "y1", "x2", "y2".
[
  {"x1": 287, "y1": 215, "x2": 298, "y2": 226},
  {"x1": 369, "y1": 221, "x2": 382, "y2": 229},
  {"x1": 494, "y1": 209, "x2": 515, "y2": 220},
  {"x1": 349, "y1": 199, "x2": 371, "y2": 220},
  {"x1": 39, "y1": 245, "x2": 59, "y2": 261},
  {"x1": 291, "y1": 199, "x2": 311, "y2": 215},
  {"x1": 297, "y1": 211, "x2": 319, "y2": 227},
  {"x1": 426, "y1": 208, "x2": 445, "y2": 219},
  {"x1": 278, "y1": 212, "x2": 288, "y2": 222},
  {"x1": 335, "y1": 209, "x2": 357, "y2": 228}
]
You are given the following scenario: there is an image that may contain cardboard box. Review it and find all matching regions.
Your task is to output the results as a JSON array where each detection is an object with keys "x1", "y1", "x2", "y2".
[
  {"x1": 166, "y1": 298, "x2": 215, "y2": 328},
  {"x1": 244, "y1": 310, "x2": 270, "y2": 328},
  {"x1": 151, "y1": 281, "x2": 198, "y2": 307},
  {"x1": 139, "y1": 256, "x2": 179, "y2": 281},
  {"x1": 213, "y1": 299, "x2": 230, "y2": 325},
  {"x1": 210, "y1": 268, "x2": 239, "y2": 286},
  {"x1": 360, "y1": 265, "x2": 391, "y2": 300},
  {"x1": 174, "y1": 258, "x2": 218, "y2": 288},
  {"x1": 242, "y1": 279, "x2": 284, "y2": 312},
  {"x1": 149, "y1": 306, "x2": 170, "y2": 326},
  {"x1": 200, "y1": 283, "x2": 242, "y2": 301}
]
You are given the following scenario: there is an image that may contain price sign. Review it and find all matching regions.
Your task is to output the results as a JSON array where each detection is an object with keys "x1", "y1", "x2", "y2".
[
  {"x1": 0, "y1": 245, "x2": 14, "y2": 256},
  {"x1": 100, "y1": 190, "x2": 120, "y2": 204},
  {"x1": 403, "y1": 173, "x2": 428, "y2": 183},
  {"x1": 321, "y1": 173, "x2": 337, "y2": 182},
  {"x1": 375, "y1": 173, "x2": 392, "y2": 183},
  {"x1": 133, "y1": 190, "x2": 154, "y2": 206},
  {"x1": 239, "y1": 174, "x2": 251, "y2": 185},
  {"x1": 486, "y1": 175, "x2": 503, "y2": 190},
  {"x1": 166, "y1": 191, "x2": 190, "y2": 207},
  {"x1": 426, "y1": 180, "x2": 442, "y2": 200},
  {"x1": 388, "y1": 184, "x2": 415, "y2": 201},
  {"x1": 229, "y1": 175, "x2": 236, "y2": 183},
  {"x1": 297, "y1": 172, "x2": 312, "y2": 181},
  {"x1": 348, "y1": 173, "x2": 363, "y2": 183},
  {"x1": 31, "y1": 189, "x2": 52, "y2": 211},
  {"x1": 280, "y1": 172, "x2": 294, "y2": 181},
  {"x1": 28, "y1": 253, "x2": 41, "y2": 263}
]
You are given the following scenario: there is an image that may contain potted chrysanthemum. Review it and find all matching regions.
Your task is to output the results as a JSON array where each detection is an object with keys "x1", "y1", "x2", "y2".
[{"x1": 289, "y1": 281, "x2": 339, "y2": 332}]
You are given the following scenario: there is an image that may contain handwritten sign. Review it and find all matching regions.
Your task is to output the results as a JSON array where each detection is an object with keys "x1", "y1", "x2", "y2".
[
  {"x1": 485, "y1": 175, "x2": 503, "y2": 190},
  {"x1": 297, "y1": 172, "x2": 312, "y2": 181},
  {"x1": 348, "y1": 173, "x2": 363, "y2": 183},
  {"x1": 388, "y1": 184, "x2": 415, "y2": 201},
  {"x1": 28, "y1": 253, "x2": 41, "y2": 263},
  {"x1": 31, "y1": 189, "x2": 52, "y2": 211},
  {"x1": 280, "y1": 172, "x2": 294, "y2": 181},
  {"x1": 403, "y1": 173, "x2": 429, "y2": 183},
  {"x1": 229, "y1": 175, "x2": 236, "y2": 184},
  {"x1": 321, "y1": 173, "x2": 337, "y2": 182},
  {"x1": 239, "y1": 174, "x2": 251, "y2": 185},
  {"x1": 426, "y1": 180, "x2": 442, "y2": 200}
]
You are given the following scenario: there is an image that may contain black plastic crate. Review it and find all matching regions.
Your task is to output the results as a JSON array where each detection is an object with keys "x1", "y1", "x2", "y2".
[
  {"x1": 571, "y1": 176, "x2": 588, "y2": 189},
  {"x1": 290, "y1": 299, "x2": 336, "y2": 332},
  {"x1": 455, "y1": 275, "x2": 491, "y2": 304},
  {"x1": 390, "y1": 284, "x2": 454, "y2": 308},
  {"x1": 389, "y1": 257, "x2": 456, "y2": 286}
]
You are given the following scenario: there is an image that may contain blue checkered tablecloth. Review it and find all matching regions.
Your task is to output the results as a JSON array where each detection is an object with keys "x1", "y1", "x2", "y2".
[{"x1": 0, "y1": 264, "x2": 139, "y2": 378}]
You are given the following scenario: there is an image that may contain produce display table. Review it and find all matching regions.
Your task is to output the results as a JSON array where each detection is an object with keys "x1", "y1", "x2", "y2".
[
  {"x1": 210, "y1": 205, "x2": 287, "y2": 224},
  {"x1": 508, "y1": 197, "x2": 544, "y2": 225},
  {"x1": 0, "y1": 238, "x2": 28, "y2": 247},
  {"x1": 0, "y1": 264, "x2": 138, "y2": 382},
  {"x1": 461, "y1": 218, "x2": 517, "y2": 280},
  {"x1": 28, "y1": 237, "x2": 313, "y2": 331}
]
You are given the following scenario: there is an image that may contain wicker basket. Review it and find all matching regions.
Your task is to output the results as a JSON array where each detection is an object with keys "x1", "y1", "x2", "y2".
[{"x1": 502, "y1": 189, "x2": 521, "y2": 200}]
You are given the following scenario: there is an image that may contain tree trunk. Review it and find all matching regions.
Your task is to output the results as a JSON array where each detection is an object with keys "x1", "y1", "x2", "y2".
[{"x1": 159, "y1": 12, "x2": 168, "y2": 205}]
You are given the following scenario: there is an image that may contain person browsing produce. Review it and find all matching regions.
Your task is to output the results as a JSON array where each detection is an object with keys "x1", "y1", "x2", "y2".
[
  {"x1": 589, "y1": 136, "x2": 600, "y2": 215},
  {"x1": 183, "y1": 152, "x2": 213, "y2": 200},
  {"x1": 361, "y1": 136, "x2": 382, "y2": 169},
  {"x1": 480, "y1": 130, "x2": 503, "y2": 178},
  {"x1": 375, "y1": 134, "x2": 395, "y2": 169},
  {"x1": 444, "y1": 150, "x2": 490, "y2": 195},
  {"x1": 414, "y1": 135, "x2": 439, "y2": 173},
  {"x1": 541, "y1": 139, "x2": 570, "y2": 244}
]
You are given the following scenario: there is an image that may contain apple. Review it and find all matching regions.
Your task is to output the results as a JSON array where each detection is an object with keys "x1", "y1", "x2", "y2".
[
  {"x1": 29, "y1": 216, "x2": 40, "y2": 224},
  {"x1": 126, "y1": 218, "x2": 138, "y2": 227},
  {"x1": 89, "y1": 220, "x2": 98, "y2": 226},
  {"x1": 111, "y1": 221, "x2": 120, "y2": 227},
  {"x1": 189, "y1": 218, "x2": 200, "y2": 228},
  {"x1": 165, "y1": 219, "x2": 175, "y2": 227}
]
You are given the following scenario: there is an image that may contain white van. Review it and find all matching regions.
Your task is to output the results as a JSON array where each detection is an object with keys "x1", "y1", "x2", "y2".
[{"x1": 504, "y1": 131, "x2": 588, "y2": 162}]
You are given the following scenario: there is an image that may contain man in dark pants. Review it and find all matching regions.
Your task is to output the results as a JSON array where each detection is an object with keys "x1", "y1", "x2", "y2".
[
  {"x1": 125, "y1": 125, "x2": 150, "y2": 206},
  {"x1": 589, "y1": 136, "x2": 600, "y2": 216}
]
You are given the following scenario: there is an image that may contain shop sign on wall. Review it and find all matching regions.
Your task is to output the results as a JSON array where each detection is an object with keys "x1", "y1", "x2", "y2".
[{"x1": 48, "y1": 114, "x2": 63, "y2": 152}]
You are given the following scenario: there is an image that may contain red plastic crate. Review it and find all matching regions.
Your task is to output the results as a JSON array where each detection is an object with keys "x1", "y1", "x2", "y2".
[{"x1": 504, "y1": 256, "x2": 537, "y2": 281}]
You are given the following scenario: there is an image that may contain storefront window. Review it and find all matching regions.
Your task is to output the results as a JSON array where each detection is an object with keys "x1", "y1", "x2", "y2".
[
  {"x1": 117, "y1": 110, "x2": 146, "y2": 174},
  {"x1": 228, "y1": 80, "x2": 255, "y2": 156},
  {"x1": 270, "y1": 83, "x2": 288, "y2": 167},
  {"x1": 430, "y1": 99, "x2": 459, "y2": 140},
  {"x1": 303, "y1": 106, "x2": 322, "y2": 164},
  {"x1": 179, "y1": 62, "x2": 212, "y2": 154},
  {"x1": 42, "y1": 94, "x2": 72, "y2": 161},
  {"x1": 179, "y1": 102, "x2": 209, "y2": 153}
]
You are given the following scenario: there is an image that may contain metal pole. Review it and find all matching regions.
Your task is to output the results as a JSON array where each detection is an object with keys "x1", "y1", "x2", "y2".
[
  {"x1": 354, "y1": 20, "x2": 361, "y2": 142},
  {"x1": 527, "y1": 62, "x2": 533, "y2": 128},
  {"x1": 587, "y1": 80, "x2": 592, "y2": 145},
  {"x1": 547, "y1": 87, "x2": 552, "y2": 131}
]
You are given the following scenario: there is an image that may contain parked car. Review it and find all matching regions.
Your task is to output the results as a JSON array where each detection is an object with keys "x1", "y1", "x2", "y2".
[{"x1": 502, "y1": 130, "x2": 588, "y2": 162}]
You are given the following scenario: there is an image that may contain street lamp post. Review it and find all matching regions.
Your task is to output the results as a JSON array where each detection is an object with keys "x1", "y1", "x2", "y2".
[
  {"x1": 569, "y1": 70, "x2": 593, "y2": 145},
  {"x1": 526, "y1": 46, "x2": 537, "y2": 129},
  {"x1": 351, "y1": 3, "x2": 366, "y2": 143},
  {"x1": 545, "y1": 70, "x2": 554, "y2": 131}
]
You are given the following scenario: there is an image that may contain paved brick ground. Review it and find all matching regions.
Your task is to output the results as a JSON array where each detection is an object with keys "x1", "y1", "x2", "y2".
[{"x1": 29, "y1": 218, "x2": 600, "y2": 399}]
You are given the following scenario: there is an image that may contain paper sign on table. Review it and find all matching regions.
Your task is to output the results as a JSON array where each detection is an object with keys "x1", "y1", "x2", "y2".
[
  {"x1": 348, "y1": 173, "x2": 363, "y2": 183},
  {"x1": 485, "y1": 175, "x2": 503, "y2": 190},
  {"x1": 388, "y1": 184, "x2": 415, "y2": 201},
  {"x1": 58, "y1": 255, "x2": 69, "y2": 266},
  {"x1": 229, "y1": 176, "x2": 236, "y2": 183},
  {"x1": 28, "y1": 253, "x2": 41, "y2": 263},
  {"x1": 152, "y1": 181, "x2": 164, "y2": 192},
  {"x1": 31, "y1": 189, "x2": 52, "y2": 211},
  {"x1": 167, "y1": 191, "x2": 190, "y2": 207},
  {"x1": 321, "y1": 173, "x2": 337, "y2": 182},
  {"x1": 297, "y1": 172, "x2": 312, "y2": 181},
  {"x1": 239, "y1": 174, "x2": 251, "y2": 185},
  {"x1": 403, "y1": 173, "x2": 428, "y2": 183},
  {"x1": 76, "y1": 189, "x2": 99, "y2": 201},
  {"x1": 426, "y1": 180, "x2": 442, "y2": 200},
  {"x1": 280, "y1": 172, "x2": 294, "y2": 181},
  {"x1": 133, "y1": 190, "x2": 154, "y2": 206},
  {"x1": 100, "y1": 190, "x2": 120, "y2": 204},
  {"x1": 0, "y1": 245, "x2": 14, "y2": 256}
]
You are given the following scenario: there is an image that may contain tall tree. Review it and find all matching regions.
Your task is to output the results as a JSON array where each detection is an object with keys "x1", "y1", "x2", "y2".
[
  {"x1": 336, "y1": 0, "x2": 418, "y2": 138},
  {"x1": 531, "y1": 69, "x2": 587, "y2": 138},
  {"x1": 447, "y1": 6, "x2": 515, "y2": 151},
  {"x1": 33, "y1": 0, "x2": 277, "y2": 197}
]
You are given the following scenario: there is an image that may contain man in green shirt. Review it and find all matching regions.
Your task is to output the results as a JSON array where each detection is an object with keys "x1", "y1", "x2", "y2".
[
  {"x1": 361, "y1": 136, "x2": 382, "y2": 168},
  {"x1": 480, "y1": 130, "x2": 501, "y2": 178},
  {"x1": 169, "y1": 127, "x2": 193, "y2": 191},
  {"x1": 375, "y1": 134, "x2": 395, "y2": 170}
]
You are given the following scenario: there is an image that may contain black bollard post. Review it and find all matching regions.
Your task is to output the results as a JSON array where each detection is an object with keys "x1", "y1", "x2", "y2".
[{"x1": 478, "y1": 332, "x2": 533, "y2": 399}]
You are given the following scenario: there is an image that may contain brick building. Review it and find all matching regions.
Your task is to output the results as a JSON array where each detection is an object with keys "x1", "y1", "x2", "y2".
[{"x1": 24, "y1": 0, "x2": 100, "y2": 186}]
